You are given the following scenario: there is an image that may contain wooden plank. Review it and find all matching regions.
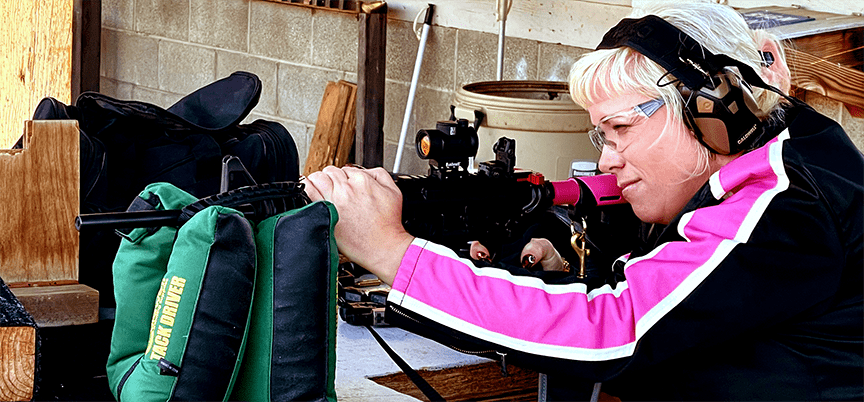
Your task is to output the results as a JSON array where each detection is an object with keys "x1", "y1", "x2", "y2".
[
  {"x1": 304, "y1": 81, "x2": 354, "y2": 175},
  {"x1": 369, "y1": 360, "x2": 538, "y2": 402},
  {"x1": 369, "y1": 359, "x2": 623, "y2": 402},
  {"x1": 0, "y1": 326, "x2": 35, "y2": 401},
  {"x1": 0, "y1": 120, "x2": 80, "y2": 286},
  {"x1": 1, "y1": 278, "x2": 36, "y2": 402},
  {"x1": 787, "y1": 47, "x2": 864, "y2": 109},
  {"x1": 10, "y1": 284, "x2": 99, "y2": 328},
  {"x1": 0, "y1": 0, "x2": 73, "y2": 149},
  {"x1": 738, "y1": 5, "x2": 864, "y2": 71},
  {"x1": 334, "y1": 80, "x2": 357, "y2": 168},
  {"x1": 356, "y1": 3, "x2": 387, "y2": 168},
  {"x1": 791, "y1": 28, "x2": 863, "y2": 70}
]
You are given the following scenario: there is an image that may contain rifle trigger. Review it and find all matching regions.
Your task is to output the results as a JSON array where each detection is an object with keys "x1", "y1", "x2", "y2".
[{"x1": 570, "y1": 218, "x2": 589, "y2": 279}]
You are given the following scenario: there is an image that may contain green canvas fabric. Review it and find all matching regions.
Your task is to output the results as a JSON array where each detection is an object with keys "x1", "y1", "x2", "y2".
[
  {"x1": 106, "y1": 183, "x2": 256, "y2": 402},
  {"x1": 106, "y1": 182, "x2": 338, "y2": 402},
  {"x1": 107, "y1": 183, "x2": 198, "y2": 399},
  {"x1": 231, "y1": 201, "x2": 339, "y2": 402}
]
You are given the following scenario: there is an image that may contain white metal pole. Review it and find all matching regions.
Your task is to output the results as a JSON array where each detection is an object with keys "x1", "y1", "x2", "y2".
[
  {"x1": 495, "y1": 0, "x2": 511, "y2": 81},
  {"x1": 394, "y1": 4, "x2": 435, "y2": 173},
  {"x1": 497, "y1": 21, "x2": 506, "y2": 80}
]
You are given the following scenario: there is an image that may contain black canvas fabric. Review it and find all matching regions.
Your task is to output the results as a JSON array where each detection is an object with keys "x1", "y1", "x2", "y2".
[{"x1": 21, "y1": 71, "x2": 300, "y2": 309}]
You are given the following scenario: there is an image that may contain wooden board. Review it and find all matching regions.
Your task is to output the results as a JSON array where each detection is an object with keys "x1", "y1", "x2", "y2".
[
  {"x1": 334, "y1": 80, "x2": 358, "y2": 168},
  {"x1": 304, "y1": 81, "x2": 357, "y2": 175},
  {"x1": 0, "y1": 120, "x2": 80, "y2": 286},
  {"x1": 787, "y1": 47, "x2": 864, "y2": 109},
  {"x1": 0, "y1": 326, "x2": 35, "y2": 401},
  {"x1": 1, "y1": 278, "x2": 36, "y2": 402},
  {"x1": 733, "y1": 6, "x2": 864, "y2": 109},
  {"x1": 10, "y1": 284, "x2": 98, "y2": 327},
  {"x1": 0, "y1": 0, "x2": 73, "y2": 149},
  {"x1": 356, "y1": 4, "x2": 387, "y2": 168},
  {"x1": 369, "y1": 361, "x2": 538, "y2": 402}
]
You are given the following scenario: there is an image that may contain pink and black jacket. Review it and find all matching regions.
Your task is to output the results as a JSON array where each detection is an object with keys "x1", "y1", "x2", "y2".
[{"x1": 386, "y1": 102, "x2": 863, "y2": 400}]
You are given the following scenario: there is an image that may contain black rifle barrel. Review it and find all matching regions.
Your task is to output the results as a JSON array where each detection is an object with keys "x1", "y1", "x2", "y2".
[{"x1": 75, "y1": 210, "x2": 183, "y2": 231}]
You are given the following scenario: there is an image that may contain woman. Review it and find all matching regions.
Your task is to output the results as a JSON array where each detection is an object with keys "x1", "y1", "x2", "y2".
[{"x1": 306, "y1": 1, "x2": 863, "y2": 399}]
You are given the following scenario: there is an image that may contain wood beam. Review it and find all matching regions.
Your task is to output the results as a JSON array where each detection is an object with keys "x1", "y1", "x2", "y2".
[
  {"x1": 72, "y1": 0, "x2": 101, "y2": 99},
  {"x1": 787, "y1": 47, "x2": 864, "y2": 110},
  {"x1": 1, "y1": 280, "x2": 37, "y2": 402},
  {"x1": 355, "y1": 1, "x2": 387, "y2": 168}
]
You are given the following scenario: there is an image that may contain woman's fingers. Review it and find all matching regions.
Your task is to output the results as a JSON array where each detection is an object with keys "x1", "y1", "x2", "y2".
[
  {"x1": 469, "y1": 241, "x2": 492, "y2": 262},
  {"x1": 302, "y1": 165, "x2": 413, "y2": 285},
  {"x1": 521, "y1": 238, "x2": 566, "y2": 271}
]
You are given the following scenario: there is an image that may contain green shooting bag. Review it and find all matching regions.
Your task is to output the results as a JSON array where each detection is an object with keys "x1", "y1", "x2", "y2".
[{"x1": 105, "y1": 182, "x2": 338, "y2": 401}]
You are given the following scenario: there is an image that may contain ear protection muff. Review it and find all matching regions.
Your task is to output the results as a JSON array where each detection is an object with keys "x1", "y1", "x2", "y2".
[
  {"x1": 676, "y1": 66, "x2": 763, "y2": 154},
  {"x1": 595, "y1": 15, "x2": 784, "y2": 154}
]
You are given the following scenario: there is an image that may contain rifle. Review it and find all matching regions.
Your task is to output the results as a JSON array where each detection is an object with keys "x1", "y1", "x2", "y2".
[
  {"x1": 392, "y1": 117, "x2": 625, "y2": 256},
  {"x1": 75, "y1": 117, "x2": 627, "y2": 259}
]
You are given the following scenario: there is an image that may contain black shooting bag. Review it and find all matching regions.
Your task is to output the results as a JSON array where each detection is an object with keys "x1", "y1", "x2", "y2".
[{"x1": 23, "y1": 71, "x2": 300, "y2": 310}]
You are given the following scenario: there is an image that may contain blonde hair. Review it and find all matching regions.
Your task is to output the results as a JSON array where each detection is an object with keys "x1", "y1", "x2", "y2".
[{"x1": 569, "y1": 0, "x2": 789, "y2": 174}]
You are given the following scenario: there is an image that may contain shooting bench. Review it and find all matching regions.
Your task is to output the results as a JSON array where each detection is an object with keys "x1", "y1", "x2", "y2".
[
  {"x1": 1, "y1": 0, "x2": 102, "y2": 398},
  {"x1": 0, "y1": 120, "x2": 99, "y2": 400}
]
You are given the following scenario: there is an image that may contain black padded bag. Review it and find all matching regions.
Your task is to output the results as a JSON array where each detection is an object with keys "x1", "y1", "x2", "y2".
[{"x1": 23, "y1": 71, "x2": 300, "y2": 309}]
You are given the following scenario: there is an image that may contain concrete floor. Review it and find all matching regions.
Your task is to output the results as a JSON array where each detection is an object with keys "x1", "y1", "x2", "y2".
[
  {"x1": 31, "y1": 316, "x2": 489, "y2": 401},
  {"x1": 335, "y1": 319, "x2": 490, "y2": 401}
]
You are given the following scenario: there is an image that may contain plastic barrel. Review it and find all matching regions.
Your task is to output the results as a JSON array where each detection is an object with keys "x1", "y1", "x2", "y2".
[{"x1": 452, "y1": 81, "x2": 598, "y2": 181}]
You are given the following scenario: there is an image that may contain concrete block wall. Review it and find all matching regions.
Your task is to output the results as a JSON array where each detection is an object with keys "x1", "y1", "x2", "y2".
[
  {"x1": 800, "y1": 91, "x2": 864, "y2": 150},
  {"x1": 101, "y1": 0, "x2": 863, "y2": 177},
  {"x1": 100, "y1": 0, "x2": 590, "y2": 175}
]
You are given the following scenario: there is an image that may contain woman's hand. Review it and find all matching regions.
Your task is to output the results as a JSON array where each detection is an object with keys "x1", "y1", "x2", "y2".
[
  {"x1": 304, "y1": 166, "x2": 414, "y2": 285},
  {"x1": 470, "y1": 238, "x2": 568, "y2": 271}
]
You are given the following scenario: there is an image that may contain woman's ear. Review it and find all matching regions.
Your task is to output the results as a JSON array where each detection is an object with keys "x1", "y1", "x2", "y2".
[{"x1": 759, "y1": 39, "x2": 791, "y2": 93}]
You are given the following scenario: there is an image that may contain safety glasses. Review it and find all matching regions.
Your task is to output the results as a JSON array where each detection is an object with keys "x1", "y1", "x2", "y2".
[{"x1": 588, "y1": 97, "x2": 665, "y2": 152}]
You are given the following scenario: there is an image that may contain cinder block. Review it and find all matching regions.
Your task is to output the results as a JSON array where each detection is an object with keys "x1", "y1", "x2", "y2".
[
  {"x1": 384, "y1": 80, "x2": 410, "y2": 145},
  {"x1": 387, "y1": 21, "x2": 456, "y2": 91},
  {"x1": 416, "y1": 25, "x2": 456, "y2": 90},
  {"x1": 412, "y1": 87, "x2": 453, "y2": 136},
  {"x1": 344, "y1": 72, "x2": 358, "y2": 85},
  {"x1": 803, "y1": 91, "x2": 843, "y2": 123},
  {"x1": 455, "y1": 30, "x2": 539, "y2": 89},
  {"x1": 99, "y1": 77, "x2": 118, "y2": 99},
  {"x1": 277, "y1": 63, "x2": 342, "y2": 124},
  {"x1": 390, "y1": 84, "x2": 450, "y2": 173},
  {"x1": 250, "y1": 1, "x2": 312, "y2": 63},
  {"x1": 158, "y1": 41, "x2": 216, "y2": 95},
  {"x1": 136, "y1": 0, "x2": 190, "y2": 41},
  {"x1": 312, "y1": 12, "x2": 358, "y2": 72},
  {"x1": 217, "y1": 52, "x2": 279, "y2": 115},
  {"x1": 131, "y1": 85, "x2": 183, "y2": 108},
  {"x1": 101, "y1": 29, "x2": 159, "y2": 88},
  {"x1": 840, "y1": 105, "x2": 864, "y2": 152},
  {"x1": 102, "y1": 0, "x2": 134, "y2": 30},
  {"x1": 190, "y1": 0, "x2": 249, "y2": 52},
  {"x1": 100, "y1": 77, "x2": 135, "y2": 100},
  {"x1": 538, "y1": 42, "x2": 590, "y2": 82},
  {"x1": 385, "y1": 20, "x2": 417, "y2": 84}
]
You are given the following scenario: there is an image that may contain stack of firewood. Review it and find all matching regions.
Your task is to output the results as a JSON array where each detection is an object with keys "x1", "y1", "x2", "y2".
[{"x1": 303, "y1": 80, "x2": 357, "y2": 176}]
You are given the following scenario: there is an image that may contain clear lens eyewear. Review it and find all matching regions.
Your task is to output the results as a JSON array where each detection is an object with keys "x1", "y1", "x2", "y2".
[{"x1": 589, "y1": 98, "x2": 665, "y2": 152}]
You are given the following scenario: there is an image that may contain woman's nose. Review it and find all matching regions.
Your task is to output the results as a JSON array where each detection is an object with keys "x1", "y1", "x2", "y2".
[{"x1": 597, "y1": 146, "x2": 624, "y2": 173}]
